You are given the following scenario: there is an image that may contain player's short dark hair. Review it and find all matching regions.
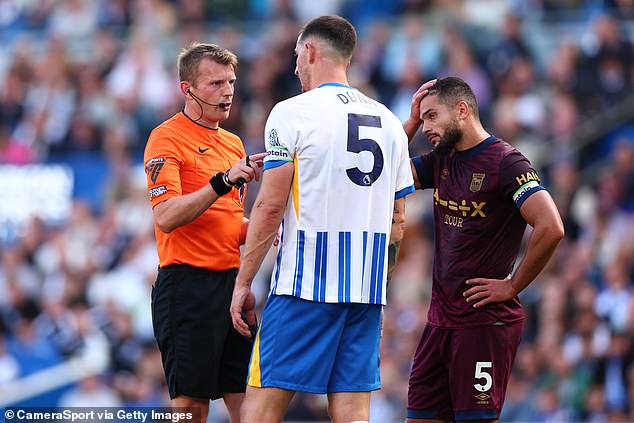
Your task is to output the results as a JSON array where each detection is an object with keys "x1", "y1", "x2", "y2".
[
  {"x1": 428, "y1": 77, "x2": 480, "y2": 118},
  {"x1": 299, "y1": 15, "x2": 357, "y2": 61},
  {"x1": 177, "y1": 42, "x2": 238, "y2": 83}
]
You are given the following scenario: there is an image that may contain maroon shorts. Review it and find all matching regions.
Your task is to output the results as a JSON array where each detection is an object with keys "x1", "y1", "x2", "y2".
[{"x1": 407, "y1": 321, "x2": 523, "y2": 421}]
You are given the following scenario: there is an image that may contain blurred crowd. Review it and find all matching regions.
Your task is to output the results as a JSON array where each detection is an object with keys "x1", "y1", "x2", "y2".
[{"x1": 1, "y1": 1, "x2": 634, "y2": 422}]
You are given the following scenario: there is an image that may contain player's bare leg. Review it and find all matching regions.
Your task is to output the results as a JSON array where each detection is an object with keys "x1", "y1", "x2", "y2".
[
  {"x1": 327, "y1": 391, "x2": 371, "y2": 423},
  {"x1": 240, "y1": 386, "x2": 295, "y2": 423},
  {"x1": 223, "y1": 392, "x2": 244, "y2": 423},
  {"x1": 173, "y1": 395, "x2": 208, "y2": 423}
]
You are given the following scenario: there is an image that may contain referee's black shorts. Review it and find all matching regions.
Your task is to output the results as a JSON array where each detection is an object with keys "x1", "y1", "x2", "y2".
[{"x1": 151, "y1": 265, "x2": 253, "y2": 400}]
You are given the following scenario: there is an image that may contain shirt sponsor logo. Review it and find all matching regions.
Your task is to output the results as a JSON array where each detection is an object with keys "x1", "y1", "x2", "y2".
[
  {"x1": 469, "y1": 173, "x2": 486, "y2": 192},
  {"x1": 145, "y1": 157, "x2": 166, "y2": 183},
  {"x1": 434, "y1": 188, "x2": 486, "y2": 217},
  {"x1": 268, "y1": 128, "x2": 281, "y2": 147},
  {"x1": 149, "y1": 185, "x2": 167, "y2": 198},
  {"x1": 444, "y1": 214, "x2": 463, "y2": 228},
  {"x1": 266, "y1": 147, "x2": 291, "y2": 160},
  {"x1": 515, "y1": 170, "x2": 540, "y2": 186}
]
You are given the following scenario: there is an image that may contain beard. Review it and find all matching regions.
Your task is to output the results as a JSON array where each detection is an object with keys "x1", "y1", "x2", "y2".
[{"x1": 433, "y1": 120, "x2": 462, "y2": 156}]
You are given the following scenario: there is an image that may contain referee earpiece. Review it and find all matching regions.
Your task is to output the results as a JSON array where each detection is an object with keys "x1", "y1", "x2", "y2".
[{"x1": 187, "y1": 87, "x2": 229, "y2": 108}]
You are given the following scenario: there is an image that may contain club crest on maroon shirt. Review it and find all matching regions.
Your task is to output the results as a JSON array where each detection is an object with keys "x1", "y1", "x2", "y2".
[{"x1": 469, "y1": 173, "x2": 486, "y2": 192}]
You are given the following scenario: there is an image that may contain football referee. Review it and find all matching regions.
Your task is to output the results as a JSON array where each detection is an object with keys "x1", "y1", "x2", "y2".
[{"x1": 144, "y1": 42, "x2": 265, "y2": 423}]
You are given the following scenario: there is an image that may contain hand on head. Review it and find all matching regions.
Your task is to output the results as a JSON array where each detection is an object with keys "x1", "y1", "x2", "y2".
[{"x1": 409, "y1": 79, "x2": 437, "y2": 123}]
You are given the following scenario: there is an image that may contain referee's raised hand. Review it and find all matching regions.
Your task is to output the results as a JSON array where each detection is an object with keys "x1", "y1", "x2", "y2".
[{"x1": 224, "y1": 152, "x2": 267, "y2": 187}]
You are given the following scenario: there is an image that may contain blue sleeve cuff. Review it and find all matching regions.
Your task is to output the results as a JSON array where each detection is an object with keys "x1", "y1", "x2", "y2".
[
  {"x1": 515, "y1": 186, "x2": 545, "y2": 209},
  {"x1": 264, "y1": 160, "x2": 292, "y2": 170},
  {"x1": 395, "y1": 185, "x2": 415, "y2": 199},
  {"x1": 411, "y1": 156, "x2": 432, "y2": 188}
]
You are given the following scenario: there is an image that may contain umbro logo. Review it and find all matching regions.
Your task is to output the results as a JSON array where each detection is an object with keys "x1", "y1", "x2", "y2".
[{"x1": 198, "y1": 147, "x2": 210, "y2": 153}]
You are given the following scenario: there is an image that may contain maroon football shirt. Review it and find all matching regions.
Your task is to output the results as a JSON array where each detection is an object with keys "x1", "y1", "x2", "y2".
[{"x1": 412, "y1": 136, "x2": 545, "y2": 328}]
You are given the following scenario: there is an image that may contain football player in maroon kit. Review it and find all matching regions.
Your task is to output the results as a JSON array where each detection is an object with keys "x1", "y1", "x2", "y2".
[{"x1": 403, "y1": 77, "x2": 564, "y2": 423}]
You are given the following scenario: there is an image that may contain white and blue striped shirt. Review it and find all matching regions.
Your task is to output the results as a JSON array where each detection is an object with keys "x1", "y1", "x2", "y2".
[{"x1": 263, "y1": 83, "x2": 414, "y2": 305}]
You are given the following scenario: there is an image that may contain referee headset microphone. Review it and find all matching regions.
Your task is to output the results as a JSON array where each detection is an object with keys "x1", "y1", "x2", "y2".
[
  {"x1": 187, "y1": 88, "x2": 230, "y2": 108},
  {"x1": 186, "y1": 88, "x2": 251, "y2": 187}
]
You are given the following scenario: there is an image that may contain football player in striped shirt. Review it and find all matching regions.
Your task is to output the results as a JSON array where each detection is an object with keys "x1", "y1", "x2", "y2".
[{"x1": 230, "y1": 15, "x2": 415, "y2": 423}]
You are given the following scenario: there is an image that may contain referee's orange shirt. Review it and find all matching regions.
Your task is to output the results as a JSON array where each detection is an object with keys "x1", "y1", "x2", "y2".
[{"x1": 144, "y1": 112, "x2": 247, "y2": 271}]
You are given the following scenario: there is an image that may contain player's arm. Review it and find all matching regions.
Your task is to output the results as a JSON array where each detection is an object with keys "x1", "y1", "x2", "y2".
[
  {"x1": 507, "y1": 190, "x2": 564, "y2": 294},
  {"x1": 410, "y1": 152, "x2": 435, "y2": 191},
  {"x1": 464, "y1": 190, "x2": 564, "y2": 307},
  {"x1": 410, "y1": 160, "x2": 421, "y2": 189},
  {"x1": 237, "y1": 162, "x2": 293, "y2": 284},
  {"x1": 403, "y1": 79, "x2": 436, "y2": 143},
  {"x1": 231, "y1": 162, "x2": 294, "y2": 337},
  {"x1": 387, "y1": 196, "x2": 406, "y2": 288},
  {"x1": 153, "y1": 153, "x2": 266, "y2": 233}
]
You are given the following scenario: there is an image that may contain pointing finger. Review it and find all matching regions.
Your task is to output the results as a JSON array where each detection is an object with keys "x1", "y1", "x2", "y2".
[{"x1": 250, "y1": 152, "x2": 267, "y2": 162}]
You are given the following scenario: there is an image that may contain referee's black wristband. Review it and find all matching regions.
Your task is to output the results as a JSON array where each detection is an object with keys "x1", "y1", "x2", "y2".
[{"x1": 209, "y1": 172, "x2": 232, "y2": 196}]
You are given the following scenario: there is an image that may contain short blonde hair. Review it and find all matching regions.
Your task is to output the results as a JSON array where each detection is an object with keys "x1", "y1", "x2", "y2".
[{"x1": 177, "y1": 42, "x2": 238, "y2": 83}]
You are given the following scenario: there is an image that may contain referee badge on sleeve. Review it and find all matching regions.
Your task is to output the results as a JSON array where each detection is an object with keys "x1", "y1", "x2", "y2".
[{"x1": 146, "y1": 157, "x2": 167, "y2": 183}]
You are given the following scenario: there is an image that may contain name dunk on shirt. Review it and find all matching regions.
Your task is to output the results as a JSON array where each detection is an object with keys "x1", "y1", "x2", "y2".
[{"x1": 336, "y1": 91, "x2": 379, "y2": 108}]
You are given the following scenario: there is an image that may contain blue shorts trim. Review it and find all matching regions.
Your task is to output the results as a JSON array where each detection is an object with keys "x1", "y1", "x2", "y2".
[
  {"x1": 408, "y1": 408, "x2": 498, "y2": 420},
  {"x1": 247, "y1": 295, "x2": 381, "y2": 394},
  {"x1": 407, "y1": 409, "x2": 440, "y2": 419},
  {"x1": 455, "y1": 409, "x2": 499, "y2": 420}
]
